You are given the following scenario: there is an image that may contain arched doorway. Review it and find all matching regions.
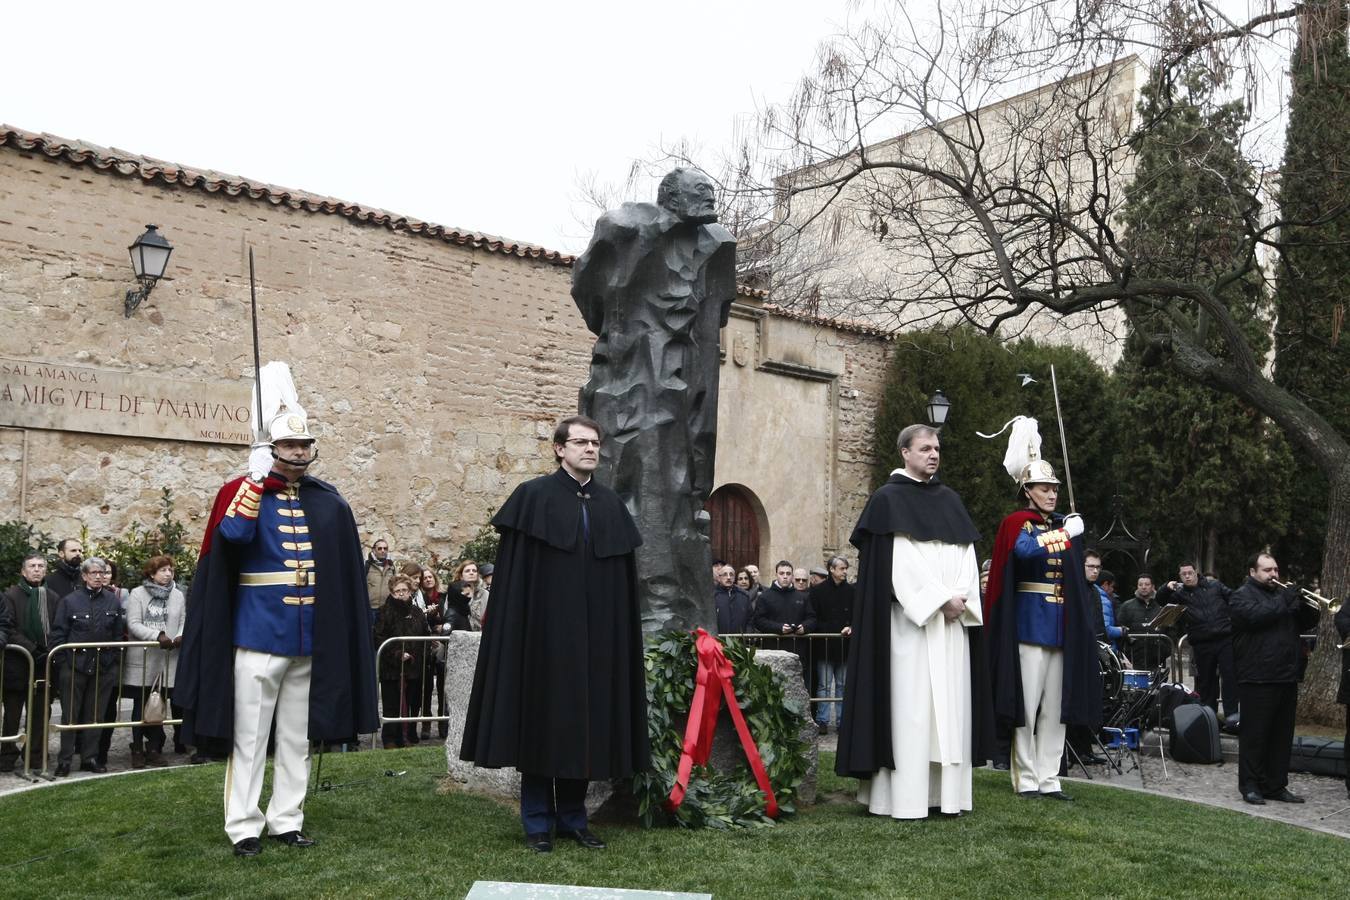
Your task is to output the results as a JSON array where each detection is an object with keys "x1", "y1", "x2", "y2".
[{"x1": 706, "y1": 484, "x2": 764, "y2": 571}]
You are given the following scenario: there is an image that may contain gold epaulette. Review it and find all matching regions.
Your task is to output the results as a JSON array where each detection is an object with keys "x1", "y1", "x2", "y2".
[
  {"x1": 224, "y1": 480, "x2": 263, "y2": 520},
  {"x1": 1036, "y1": 528, "x2": 1071, "y2": 553}
]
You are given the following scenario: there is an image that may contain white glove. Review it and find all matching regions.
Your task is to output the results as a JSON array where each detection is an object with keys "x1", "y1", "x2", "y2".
[
  {"x1": 248, "y1": 443, "x2": 274, "y2": 482},
  {"x1": 1063, "y1": 513, "x2": 1085, "y2": 539}
]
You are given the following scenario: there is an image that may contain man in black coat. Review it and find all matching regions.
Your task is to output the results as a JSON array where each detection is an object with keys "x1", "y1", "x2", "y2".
[
  {"x1": 713, "y1": 564, "x2": 750, "y2": 634},
  {"x1": 1, "y1": 554, "x2": 51, "y2": 773},
  {"x1": 1159, "y1": 562, "x2": 1237, "y2": 721},
  {"x1": 461, "y1": 415, "x2": 648, "y2": 854},
  {"x1": 43, "y1": 539, "x2": 83, "y2": 609},
  {"x1": 1228, "y1": 552, "x2": 1320, "y2": 805},
  {"x1": 48, "y1": 557, "x2": 124, "y2": 776},
  {"x1": 810, "y1": 556, "x2": 854, "y2": 735},
  {"x1": 753, "y1": 560, "x2": 817, "y2": 684},
  {"x1": 1117, "y1": 574, "x2": 1175, "y2": 673},
  {"x1": 1335, "y1": 597, "x2": 1350, "y2": 797}
]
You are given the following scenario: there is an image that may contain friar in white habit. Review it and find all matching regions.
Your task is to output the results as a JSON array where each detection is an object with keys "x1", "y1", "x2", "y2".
[{"x1": 833, "y1": 423, "x2": 993, "y2": 818}]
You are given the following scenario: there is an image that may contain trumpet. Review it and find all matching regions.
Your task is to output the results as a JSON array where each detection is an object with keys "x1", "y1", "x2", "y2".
[{"x1": 1272, "y1": 578, "x2": 1341, "y2": 614}]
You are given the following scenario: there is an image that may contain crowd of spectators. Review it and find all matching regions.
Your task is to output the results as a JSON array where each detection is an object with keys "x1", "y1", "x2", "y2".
[
  {"x1": 0, "y1": 537, "x2": 496, "y2": 775},
  {"x1": 0, "y1": 529, "x2": 1301, "y2": 779}
]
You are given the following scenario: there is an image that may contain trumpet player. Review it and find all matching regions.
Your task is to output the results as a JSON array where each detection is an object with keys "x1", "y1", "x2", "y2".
[
  {"x1": 1228, "y1": 553, "x2": 1321, "y2": 806},
  {"x1": 1337, "y1": 593, "x2": 1350, "y2": 798}
]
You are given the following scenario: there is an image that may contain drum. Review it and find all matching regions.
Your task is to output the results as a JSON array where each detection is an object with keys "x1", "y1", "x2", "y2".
[
  {"x1": 1098, "y1": 641, "x2": 1123, "y2": 705},
  {"x1": 1121, "y1": 670, "x2": 1152, "y2": 692}
]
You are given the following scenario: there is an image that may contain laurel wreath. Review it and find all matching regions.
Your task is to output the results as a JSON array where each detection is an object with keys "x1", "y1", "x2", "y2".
[{"x1": 633, "y1": 630, "x2": 810, "y2": 829}]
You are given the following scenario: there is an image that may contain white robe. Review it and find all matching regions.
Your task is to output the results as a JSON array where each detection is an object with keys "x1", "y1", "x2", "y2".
[{"x1": 857, "y1": 529, "x2": 981, "y2": 818}]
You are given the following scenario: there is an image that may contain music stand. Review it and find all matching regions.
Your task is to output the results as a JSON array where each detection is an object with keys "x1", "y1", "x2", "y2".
[{"x1": 1146, "y1": 604, "x2": 1186, "y2": 630}]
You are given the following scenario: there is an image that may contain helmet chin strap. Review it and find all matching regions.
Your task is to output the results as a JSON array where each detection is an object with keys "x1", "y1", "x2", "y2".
[{"x1": 271, "y1": 445, "x2": 319, "y2": 468}]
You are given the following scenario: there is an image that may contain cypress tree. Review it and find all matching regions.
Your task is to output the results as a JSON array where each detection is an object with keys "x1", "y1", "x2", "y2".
[
  {"x1": 1271, "y1": 1, "x2": 1350, "y2": 582},
  {"x1": 1115, "y1": 60, "x2": 1293, "y2": 582}
]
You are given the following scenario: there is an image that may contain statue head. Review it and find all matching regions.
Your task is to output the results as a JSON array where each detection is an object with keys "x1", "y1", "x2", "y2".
[{"x1": 657, "y1": 168, "x2": 718, "y2": 224}]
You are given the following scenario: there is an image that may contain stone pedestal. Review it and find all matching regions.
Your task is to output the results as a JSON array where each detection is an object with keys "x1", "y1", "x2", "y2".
[{"x1": 443, "y1": 633, "x2": 819, "y2": 809}]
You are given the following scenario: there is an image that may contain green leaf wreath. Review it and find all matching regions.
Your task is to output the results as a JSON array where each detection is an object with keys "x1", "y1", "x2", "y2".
[{"x1": 633, "y1": 629, "x2": 810, "y2": 829}]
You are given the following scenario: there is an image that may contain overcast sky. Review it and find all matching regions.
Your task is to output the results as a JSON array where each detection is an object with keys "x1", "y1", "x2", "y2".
[{"x1": 3, "y1": 1, "x2": 862, "y2": 254}]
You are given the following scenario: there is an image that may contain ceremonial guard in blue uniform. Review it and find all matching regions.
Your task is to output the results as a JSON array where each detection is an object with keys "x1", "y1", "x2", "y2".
[
  {"x1": 985, "y1": 419, "x2": 1100, "y2": 801},
  {"x1": 177, "y1": 363, "x2": 377, "y2": 858}
]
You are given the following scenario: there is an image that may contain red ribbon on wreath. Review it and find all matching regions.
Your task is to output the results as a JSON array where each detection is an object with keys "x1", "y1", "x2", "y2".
[{"x1": 665, "y1": 628, "x2": 780, "y2": 818}]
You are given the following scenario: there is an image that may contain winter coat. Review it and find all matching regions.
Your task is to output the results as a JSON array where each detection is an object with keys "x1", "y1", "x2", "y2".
[
  {"x1": 123, "y1": 582, "x2": 186, "y2": 688},
  {"x1": 1229, "y1": 576, "x2": 1320, "y2": 684},
  {"x1": 48, "y1": 587, "x2": 124, "y2": 676},
  {"x1": 374, "y1": 597, "x2": 429, "y2": 682},
  {"x1": 1158, "y1": 577, "x2": 1233, "y2": 643}
]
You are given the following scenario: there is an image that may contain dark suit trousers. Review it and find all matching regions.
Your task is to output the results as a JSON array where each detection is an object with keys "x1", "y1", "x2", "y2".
[
  {"x1": 1237, "y1": 682, "x2": 1297, "y2": 796},
  {"x1": 520, "y1": 772, "x2": 588, "y2": 835},
  {"x1": 1192, "y1": 638, "x2": 1238, "y2": 718}
]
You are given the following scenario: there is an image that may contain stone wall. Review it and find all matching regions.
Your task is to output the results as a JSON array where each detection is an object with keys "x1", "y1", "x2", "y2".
[{"x1": 0, "y1": 139, "x2": 891, "y2": 571}]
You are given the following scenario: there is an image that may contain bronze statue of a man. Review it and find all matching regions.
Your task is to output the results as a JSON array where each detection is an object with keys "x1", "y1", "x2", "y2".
[{"x1": 571, "y1": 168, "x2": 737, "y2": 633}]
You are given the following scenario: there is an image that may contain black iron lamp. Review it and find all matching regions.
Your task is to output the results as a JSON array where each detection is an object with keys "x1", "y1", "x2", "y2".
[
  {"x1": 124, "y1": 225, "x2": 173, "y2": 317},
  {"x1": 926, "y1": 389, "x2": 951, "y2": 428}
]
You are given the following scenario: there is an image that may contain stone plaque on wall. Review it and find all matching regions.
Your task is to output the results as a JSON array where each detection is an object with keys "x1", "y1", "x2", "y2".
[{"x1": 0, "y1": 357, "x2": 253, "y2": 445}]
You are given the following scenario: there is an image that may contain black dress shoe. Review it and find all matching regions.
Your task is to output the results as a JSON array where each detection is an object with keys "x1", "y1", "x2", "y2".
[
  {"x1": 270, "y1": 831, "x2": 316, "y2": 847},
  {"x1": 1264, "y1": 789, "x2": 1305, "y2": 804},
  {"x1": 1242, "y1": 791, "x2": 1267, "y2": 805},
  {"x1": 558, "y1": 828, "x2": 606, "y2": 849},
  {"x1": 54, "y1": 763, "x2": 71, "y2": 777},
  {"x1": 82, "y1": 762, "x2": 107, "y2": 774},
  {"x1": 524, "y1": 832, "x2": 553, "y2": 853},
  {"x1": 1017, "y1": 790, "x2": 1039, "y2": 798},
  {"x1": 234, "y1": 837, "x2": 262, "y2": 857},
  {"x1": 993, "y1": 761, "x2": 1010, "y2": 771},
  {"x1": 1083, "y1": 754, "x2": 1109, "y2": 765},
  {"x1": 1040, "y1": 791, "x2": 1075, "y2": 802}
]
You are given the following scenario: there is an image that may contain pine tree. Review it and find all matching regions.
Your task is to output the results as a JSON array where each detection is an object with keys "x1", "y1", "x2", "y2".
[{"x1": 1115, "y1": 60, "x2": 1293, "y2": 583}]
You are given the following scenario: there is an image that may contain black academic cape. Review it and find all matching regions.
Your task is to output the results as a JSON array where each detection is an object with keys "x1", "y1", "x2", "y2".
[
  {"x1": 835, "y1": 473, "x2": 994, "y2": 779},
  {"x1": 175, "y1": 474, "x2": 379, "y2": 745},
  {"x1": 460, "y1": 467, "x2": 650, "y2": 780},
  {"x1": 985, "y1": 509, "x2": 1102, "y2": 730}
]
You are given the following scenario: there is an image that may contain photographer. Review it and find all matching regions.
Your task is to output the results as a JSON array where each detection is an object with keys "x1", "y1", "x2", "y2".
[{"x1": 1158, "y1": 562, "x2": 1236, "y2": 721}]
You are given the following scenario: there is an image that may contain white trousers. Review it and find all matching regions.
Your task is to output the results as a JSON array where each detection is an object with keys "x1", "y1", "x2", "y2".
[
  {"x1": 1011, "y1": 643, "x2": 1064, "y2": 794},
  {"x1": 224, "y1": 648, "x2": 312, "y2": 843}
]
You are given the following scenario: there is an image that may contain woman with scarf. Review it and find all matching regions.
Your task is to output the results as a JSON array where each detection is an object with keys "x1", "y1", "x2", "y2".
[
  {"x1": 124, "y1": 555, "x2": 186, "y2": 768},
  {"x1": 418, "y1": 568, "x2": 448, "y2": 740}
]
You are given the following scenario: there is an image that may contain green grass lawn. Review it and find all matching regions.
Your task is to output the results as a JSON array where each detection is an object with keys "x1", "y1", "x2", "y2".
[{"x1": 1, "y1": 749, "x2": 1342, "y2": 899}]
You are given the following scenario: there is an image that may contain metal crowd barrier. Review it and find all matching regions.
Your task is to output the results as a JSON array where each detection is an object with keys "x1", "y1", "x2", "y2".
[
  {"x1": 375, "y1": 636, "x2": 452, "y2": 736},
  {"x1": 1, "y1": 645, "x2": 37, "y2": 780},
  {"x1": 42, "y1": 640, "x2": 182, "y2": 776},
  {"x1": 718, "y1": 633, "x2": 846, "y2": 707}
]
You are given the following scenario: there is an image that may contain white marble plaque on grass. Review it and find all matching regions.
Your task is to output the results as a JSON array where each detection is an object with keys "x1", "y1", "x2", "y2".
[{"x1": 465, "y1": 883, "x2": 712, "y2": 900}]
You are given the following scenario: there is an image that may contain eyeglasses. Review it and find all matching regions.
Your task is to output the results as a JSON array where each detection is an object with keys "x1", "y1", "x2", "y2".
[{"x1": 564, "y1": 439, "x2": 601, "y2": 448}]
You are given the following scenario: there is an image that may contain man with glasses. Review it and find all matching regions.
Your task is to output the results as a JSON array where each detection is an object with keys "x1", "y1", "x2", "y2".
[
  {"x1": 462, "y1": 415, "x2": 648, "y2": 853},
  {"x1": 48, "y1": 557, "x2": 124, "y2": 776}
]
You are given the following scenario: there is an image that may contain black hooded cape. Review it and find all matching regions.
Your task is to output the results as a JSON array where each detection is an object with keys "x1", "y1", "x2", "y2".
[
  {"x1": 460, "y1": 467, "x2": 650, "y2": 780},
  {"x1": 176, "y1": 474, "x2": 379, "y2": 745},
  {"x1": 985, "y1": 510, "x2": 1102, "y2": 729},
  {"x1": 835, "y1": 473, "x2": 994, "y2": 779}
]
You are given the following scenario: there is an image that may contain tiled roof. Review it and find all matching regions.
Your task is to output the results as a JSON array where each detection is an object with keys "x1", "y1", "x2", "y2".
[
  {"x1": 1, "y1": 124, "x2": 885, "y2": 338},
  {"x1": 0, "y1": 124, "x2": 574, "y2": 266}
]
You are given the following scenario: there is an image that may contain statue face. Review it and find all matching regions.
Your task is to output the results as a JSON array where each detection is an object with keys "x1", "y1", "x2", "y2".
[{"x1": 664, "y1": 171, "x2": 718, "y2": 224}]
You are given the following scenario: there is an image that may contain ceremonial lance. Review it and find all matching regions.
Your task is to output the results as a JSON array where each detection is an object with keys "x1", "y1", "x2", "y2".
[
  {"x1": 1049, "y1": 364, "x2": 1076, "y2": 514},
  {"x1": 249, "y1": 247, "x2": 264, "y2": 442}
]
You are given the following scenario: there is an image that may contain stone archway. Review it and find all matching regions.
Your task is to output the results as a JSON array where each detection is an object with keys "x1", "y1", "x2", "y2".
[{"x1": 707, "y1": 483, "x2": 766, "y2": 571}]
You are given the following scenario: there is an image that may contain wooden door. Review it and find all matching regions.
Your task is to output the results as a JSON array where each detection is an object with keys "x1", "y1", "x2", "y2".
[{"x1": 707, "y1": 485, "x2": 760, "y2": 571}]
